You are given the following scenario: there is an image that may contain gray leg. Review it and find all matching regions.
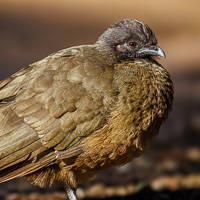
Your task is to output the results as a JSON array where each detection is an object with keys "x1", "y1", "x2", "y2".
[{"x1": 66, "y1": 186, "x2": 77, "y2": 200}]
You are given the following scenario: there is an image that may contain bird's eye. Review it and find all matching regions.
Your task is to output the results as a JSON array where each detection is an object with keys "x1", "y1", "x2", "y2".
[{"x1": 128, "y1": 41, "x2": 138, "y2": 48}]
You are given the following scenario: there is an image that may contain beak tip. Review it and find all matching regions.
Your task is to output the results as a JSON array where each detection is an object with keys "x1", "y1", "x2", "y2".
[{"x1": 157, "y1": 47, "x2": 166, "y2": 58}]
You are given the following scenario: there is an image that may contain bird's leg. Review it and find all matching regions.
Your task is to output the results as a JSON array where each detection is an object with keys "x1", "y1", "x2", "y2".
[
  {"x1": 61, "y1": 166, "x2": 78, "y2": 200},
  {"x1": 65, "y1": 186, "x2": 77, "y2": 200}
]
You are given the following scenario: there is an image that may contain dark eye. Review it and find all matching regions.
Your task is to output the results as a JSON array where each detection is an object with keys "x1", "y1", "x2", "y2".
[{"x1": 128, "y1": 41, "x2": 138, "y2": 48}]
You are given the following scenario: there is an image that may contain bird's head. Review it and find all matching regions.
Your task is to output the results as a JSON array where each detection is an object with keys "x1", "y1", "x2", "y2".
[{"x1": 96, "y1": 19, "x2": 165, "y2": 62}]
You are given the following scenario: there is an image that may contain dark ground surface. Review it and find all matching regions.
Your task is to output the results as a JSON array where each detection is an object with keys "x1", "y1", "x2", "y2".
[{"x1": 2, "y1": 188, "x2": 200, "y2": 200}]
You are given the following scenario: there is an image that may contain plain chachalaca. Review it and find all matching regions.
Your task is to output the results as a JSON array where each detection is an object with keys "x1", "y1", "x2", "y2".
[{"x1": 0, "y1": 19, "x2": 173, "y2": 200}]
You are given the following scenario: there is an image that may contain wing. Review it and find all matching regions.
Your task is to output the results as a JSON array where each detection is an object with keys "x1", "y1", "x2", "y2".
[{"x1": 0, "y1": 46, "x2": 114, "y2": 183}]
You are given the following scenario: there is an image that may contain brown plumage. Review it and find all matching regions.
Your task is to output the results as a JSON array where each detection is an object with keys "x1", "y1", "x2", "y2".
[{"x1": 0, "y1": 19, "x2": 173, "y2": 199}]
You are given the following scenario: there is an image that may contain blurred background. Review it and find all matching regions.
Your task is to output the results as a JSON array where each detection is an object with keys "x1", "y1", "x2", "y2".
[{"x1": 0, "y1": 0, "x2": 200, "y2": 199}]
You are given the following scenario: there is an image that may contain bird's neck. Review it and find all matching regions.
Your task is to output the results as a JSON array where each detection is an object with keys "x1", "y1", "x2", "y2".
[{"x1": 94, "y1": 42, "x2": 118, "y2": 66}]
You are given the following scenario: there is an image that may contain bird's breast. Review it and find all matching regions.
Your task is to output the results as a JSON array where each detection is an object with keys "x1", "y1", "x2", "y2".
[{"x1": 70, "y1": 60, "x2": 173, "y2": 182}]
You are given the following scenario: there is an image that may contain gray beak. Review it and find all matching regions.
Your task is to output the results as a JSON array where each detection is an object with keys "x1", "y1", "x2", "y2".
[{"x1": 138, "y1": 46, "x2": 166, "y2": 58}]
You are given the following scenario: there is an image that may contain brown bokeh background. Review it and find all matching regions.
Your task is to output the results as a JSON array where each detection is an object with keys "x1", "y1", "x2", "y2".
[{"x1": 0, "y1": 0, "x2": 200, "y2": 199}]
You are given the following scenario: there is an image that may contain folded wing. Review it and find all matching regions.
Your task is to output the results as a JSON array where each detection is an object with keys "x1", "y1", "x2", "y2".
[{"x1": 0, "y1": 47, "x2": 112, "y2": 183}]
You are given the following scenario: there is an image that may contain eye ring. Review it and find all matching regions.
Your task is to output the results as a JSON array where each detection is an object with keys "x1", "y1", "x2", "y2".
[{"x1": 128, "y1": 41, "x2": 138, "y2": 48}]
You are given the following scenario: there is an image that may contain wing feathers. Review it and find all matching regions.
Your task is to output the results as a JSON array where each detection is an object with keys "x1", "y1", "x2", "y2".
[
  {"x1": 0, "y1": 128, "x2": 37, "y2": 160},
  {"x1": 0, "y1": 151, "x2": 56, "y2": 183},
  {"x1": 0, "y1": 46, "x2": 112, "y2": 185},
  {"x1": 0, "y1": 139, "x2": 42, "y2": 170}
]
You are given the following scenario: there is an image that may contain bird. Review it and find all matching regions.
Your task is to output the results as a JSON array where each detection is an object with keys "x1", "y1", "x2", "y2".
[{"x1": 0, "y1": 19, "x2": 173, "y2": 200}]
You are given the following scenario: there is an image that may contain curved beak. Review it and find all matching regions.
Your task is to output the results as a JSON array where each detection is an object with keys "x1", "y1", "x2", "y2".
[{"x1": 138, "y1": 46, "x2": 166, "y2": 58}]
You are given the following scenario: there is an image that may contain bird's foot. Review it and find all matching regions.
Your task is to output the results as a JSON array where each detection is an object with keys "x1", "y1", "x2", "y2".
[{"x1": 66, "y1": 186, "x2": 77, "y2": 200}]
